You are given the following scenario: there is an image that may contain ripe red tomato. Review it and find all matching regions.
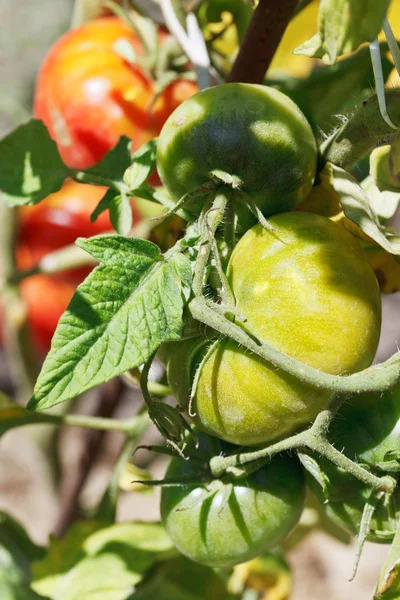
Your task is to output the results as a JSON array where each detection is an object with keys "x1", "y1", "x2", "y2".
[
  {"x1": 34, "y1": 16, "x2": 198, "y2": 169},
  {"x1": 14, "y1": 179, "x2": 141, "y2": 353},
  {"x1": 17, "y1": 179, "x2": 115, "y2": 284}
]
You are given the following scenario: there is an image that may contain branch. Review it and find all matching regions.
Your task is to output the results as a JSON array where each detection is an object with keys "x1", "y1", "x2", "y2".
[
  {"x1": 53, "y1": 378, "x2": 124, "y2": 538},
  {"x1": 228, "y1": 0, "x2": 299, "y2": 84},
  {"x1": 0, "y1": 199, "x2": 38, "y2": 402}
]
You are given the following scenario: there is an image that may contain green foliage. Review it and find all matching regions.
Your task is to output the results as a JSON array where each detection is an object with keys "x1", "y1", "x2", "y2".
[
  {"x1": 123, "y1": 139, "x2": 157, "y2": 190},
  {"x1": 270, "y1": 44, "x2": 392, "y2": 131},
  {"x1": 0, "y1": 120, "x2": 69, "y2": 206},
  {"x1": 28, "y1": 237, "x2": 192, "y2": 410},
  {"x1": 295, "y1": 0, "x2": 391, "y2": 64},
  {"x1": 0, "y1": 512, "x2": 45, "y2": 600},
  {"x1": 32, "y1": 521, "x2": 174, "y2": 600}
]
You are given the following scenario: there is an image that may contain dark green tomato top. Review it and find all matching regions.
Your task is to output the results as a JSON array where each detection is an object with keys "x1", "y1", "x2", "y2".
[
  {"x1": 157, "y1": 83, "x2": 317, "y2": 217},
  {"x1": 161, "y1": 434, "x2": 305, "y2": 567}
]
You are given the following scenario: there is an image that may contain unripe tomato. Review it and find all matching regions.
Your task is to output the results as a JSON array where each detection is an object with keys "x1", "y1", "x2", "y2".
[
  {"x1": 157, "y1": 84, "x2": 317, "y2": 216},
  {"x1": 170, "y1": 212, "x2": 381, "y2": 446},
  {"x1": 307, "y1": 385, "x2": 400, "y2": 543},
  {"x1": 34, "y1": 17, "x2": 197, "y2": 169},
  {"x1": 161, "y1": 434, "x2": 305, "y2": 567}
]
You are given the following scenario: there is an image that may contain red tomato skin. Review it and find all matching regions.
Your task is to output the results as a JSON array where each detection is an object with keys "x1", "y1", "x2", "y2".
[
  {"x1": 12, "y1": 179, "x2": 140, "y2": 353},
  {"x1": 34, "y1": 16, "x2": 198, "y2": 169}
]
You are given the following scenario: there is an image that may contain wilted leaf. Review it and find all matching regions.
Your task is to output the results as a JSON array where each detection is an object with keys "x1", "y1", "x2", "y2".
[{"x1": 28, "y1": 237, "x2": 192, "y2": 410}]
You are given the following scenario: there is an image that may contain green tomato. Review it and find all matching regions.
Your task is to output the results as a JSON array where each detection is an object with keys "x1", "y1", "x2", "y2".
[
  {"x1": 160, "y1": 434, "x2": 305, "y2": 567},
  {"x1": 169, "y1": 212, "x2": 381, "y2": 446},
  {"x1": 157, "y1": 84, "x2": 317, "y2": 217},
  {"x1": 307, "y1": 384, "x2": 400, "y2": 543}
]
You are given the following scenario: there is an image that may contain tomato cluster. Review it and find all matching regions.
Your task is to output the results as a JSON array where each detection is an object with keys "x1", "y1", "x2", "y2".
[{"x1": 156, "y1": 84, "x2": 394, "y2": 568}]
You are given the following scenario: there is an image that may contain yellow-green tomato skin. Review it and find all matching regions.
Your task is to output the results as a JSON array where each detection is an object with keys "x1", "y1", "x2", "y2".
[
  {"x1": 194, "y1": 212, "x2": 382, "y2": 446},
  {"x1": 157, "y1": 84, "x2": 317, "y2": 216},
  {"x1": 161, "y1": 452, "x2": 305, "y2": 567}
]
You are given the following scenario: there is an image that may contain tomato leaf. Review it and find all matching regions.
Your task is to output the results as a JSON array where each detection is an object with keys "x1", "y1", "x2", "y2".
[
  {"x1": 133, "y1": 555, "x2": 231, "y2": 600},
  {"x1": 123, "y1": 139, "x2": 157, "y2": 191},
  {"x1": 298, "y1": 452, "x2": 331, "y2": 498},
  {"x1": 90, "y1": 188, "x2": 119, "y2": 223},
  {"x1": 28, "y1": 237, "x2": 192, "y2": 410},
  {"x1": 0, "y1": 119, "x2": 70, "y2": 206},
  {"x1": 330, "y1": 164, "x2": 400, "y2": 255},
  {"x1": 0, "y1": 512, "x2": 46, "y2": 600},
  {"x1": 82, "y1": 136, "x2": 132, "y2": 182},
  {"x1": 374, "y1": 517, "x2": 400, "y2": 598},
  {"x1": 32, "y1": 521, "x2": 173, "y2": 600},
  {"x1": 294, "y1": 0, "x2": 390, "y2": 65},
  {"x1": 109, "y1": 193, "x2": 133, "y2": 236}
]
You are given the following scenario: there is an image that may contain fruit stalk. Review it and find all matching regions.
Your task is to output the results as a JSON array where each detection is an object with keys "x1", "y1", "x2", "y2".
[
  {"x1": 322, "y1": 90, "x2": 400, "y2": 168},
  {"x1": 189, "y1": 297, "x2": 400, "y2": 393}
]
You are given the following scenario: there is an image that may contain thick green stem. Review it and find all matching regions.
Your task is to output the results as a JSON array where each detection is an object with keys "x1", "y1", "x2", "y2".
[
  {"x1": 321, "y1": 90, "x2": 400, "y2": 169},
  {"x1": 189, "y1": 297, "x2": 400, "y2": 393},
  {"x1": 307, "y1": 435, "x2": 394, "y2": 493},
  {"x1": 209, "y1": 387, "x2": 395, "y2": 493}
]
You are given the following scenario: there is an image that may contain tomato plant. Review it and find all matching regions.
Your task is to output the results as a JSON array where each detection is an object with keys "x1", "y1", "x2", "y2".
[
  {"x1": 157, "y1": 83, "x2": 317, "y2": 216},
  {"x1": 34, "y1": 16, "x2": 198, "y2": 169},
  {"x1": 161, "y1": 434, "x2": 305, "y2": 567},
  {"x1": 2, "y1": 1, "x2": 400, "y2": 598}
]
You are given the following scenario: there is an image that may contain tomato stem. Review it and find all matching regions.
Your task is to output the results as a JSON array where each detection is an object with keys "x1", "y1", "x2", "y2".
[
  {"x1": 192, "y1": 189, "x2": 229, "y2": 296},
  {"x1": 321, "y1": 89, "x2": 400, "y2": 169},
  {"x1": 72, "y1": 170, "x2": 128, "y2": 192},
  {"x1": 189, "y1": 297, "x2": 400, "y2": 393}
]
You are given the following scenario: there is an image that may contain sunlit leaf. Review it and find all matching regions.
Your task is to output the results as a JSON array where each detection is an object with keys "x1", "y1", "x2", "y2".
[
  {"x1": 32, "y1": 521, "x2": 173, "y2": 600},
  {"x1": 28, "y1": 237, "x2": 192, "y2": 410}
]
